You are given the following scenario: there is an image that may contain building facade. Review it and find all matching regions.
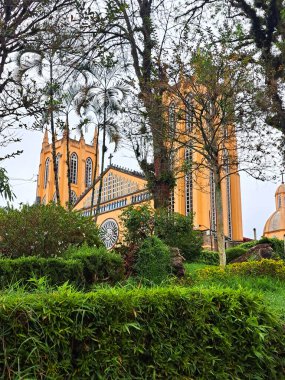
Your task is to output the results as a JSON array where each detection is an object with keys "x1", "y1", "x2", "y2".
[{"x1": 37, "y1": 128, "x2": 243, "y2": 249}]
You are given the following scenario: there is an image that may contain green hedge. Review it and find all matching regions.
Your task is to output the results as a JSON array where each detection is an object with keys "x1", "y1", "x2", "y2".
[
  {"x1": 0, "y1": 287, "x2": 284, "y2": 379},
  {"x1": 196, "y1": 250, "x2": 220, "y2": 265},
  {"x1": 226, "y1": 247, "x2": 247, "y2": 263},
  {"x1": 197, "y1": 259, "x2": 285, "y2": 281},
  {"x1": 0, "y1": 247, "x2": 124, "y2": 288}
]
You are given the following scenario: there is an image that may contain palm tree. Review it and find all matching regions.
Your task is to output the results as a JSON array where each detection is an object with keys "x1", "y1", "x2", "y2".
[
  {"x1": 76, "y1": 63, "x2": 129, "y2": 221},
  {"x1": 16, "y1": 47, "x2": 62, "y2": 205}
]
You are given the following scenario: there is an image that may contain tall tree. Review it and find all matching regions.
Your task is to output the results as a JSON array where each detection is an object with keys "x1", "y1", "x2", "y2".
[
  {"x1": 169, "y1": 45, "x2": 278, "y2": 266},
  {"x1": 81, "y1": 0, "x2": 179, "y2": 208},
  {"x1": 182, "y1": 0, "x2": 285, "y2": 145},
  {"x1": 0, "y1": 0, "x2": 76, "y2": 200},
  {"x1": 76, "y1": 63, "x2": 128, "y2": 219}
]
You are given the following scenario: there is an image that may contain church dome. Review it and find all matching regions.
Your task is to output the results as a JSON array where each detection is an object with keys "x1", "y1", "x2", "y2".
[{"x1": 263, "y1": 182, "x2": 285, "y2": 239}]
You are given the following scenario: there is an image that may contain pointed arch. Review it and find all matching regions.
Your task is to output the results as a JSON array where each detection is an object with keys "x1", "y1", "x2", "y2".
[
  {"x1": 44, "y1": 158, "x2": 50, "y2": 189},
  {"x1": 70, "y1": 153, "x2": 78, "y2": 184},
  {"x1": 85, "y1": 157, "x2": 93, "y2": 187}
]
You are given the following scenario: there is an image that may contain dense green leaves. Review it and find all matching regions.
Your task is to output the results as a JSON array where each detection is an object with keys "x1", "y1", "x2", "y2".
[
  {"x1": 135, "y1": 236, "x2": 172, "y2": 284},
  {"x1": 120, "y1": 205, "x2": 203, "y2": 260},
  {"x1": 0, "y1": 246, "x2": 124, "y2": 289},
  {"x1": 0, "y1": 204, "x2": 101, "y2": 258},
  {"x1": 0, "y1": 287, "x2": 284, "y2": 379}
]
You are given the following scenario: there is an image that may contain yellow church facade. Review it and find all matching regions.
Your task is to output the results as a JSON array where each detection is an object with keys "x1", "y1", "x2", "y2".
[{"x1": 36, "y1": 127, "x2": 243, "y2": 249}]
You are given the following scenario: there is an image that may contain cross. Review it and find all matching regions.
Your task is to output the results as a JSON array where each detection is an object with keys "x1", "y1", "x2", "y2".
[
  {"x1": 108, "y1": 153, "x2": 114, "y2": 166},
  {"x1": 282, "y1": 172, "x2": 285, "y2": 184}
]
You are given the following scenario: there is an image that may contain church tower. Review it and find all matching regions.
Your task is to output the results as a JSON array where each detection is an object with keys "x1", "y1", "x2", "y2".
[{"x1": 36, "y1": 129, "x2": 99, "y2": 207}]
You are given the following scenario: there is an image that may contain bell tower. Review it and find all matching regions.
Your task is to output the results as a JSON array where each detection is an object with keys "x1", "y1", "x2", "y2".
[{"x1": 36, "y1": 128, "x2": 99, "y2": 207}]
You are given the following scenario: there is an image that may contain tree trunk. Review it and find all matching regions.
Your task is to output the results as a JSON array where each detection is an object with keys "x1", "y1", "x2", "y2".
[
  {"x1": 90, "y1": 128, "x2": 99, "y2": 214},
  {"x1": 49, "y1": 61, "x2": 60, "y2": 205},
  {"x1": 94, "y1": 96, "x2": 107, "y2": 222},
  {"x1": 213, "y1": 168, "x2": 226, "y2": 268}
]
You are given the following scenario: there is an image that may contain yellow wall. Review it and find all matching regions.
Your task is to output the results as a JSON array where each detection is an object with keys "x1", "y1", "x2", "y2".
[{"x1": 36, "y1": 131, "x2": 98, "y2": 207}]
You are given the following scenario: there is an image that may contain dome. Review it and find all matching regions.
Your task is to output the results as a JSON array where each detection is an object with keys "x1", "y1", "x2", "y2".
[
  {"x1": 275, "y1": 183, "x2": 285, "y2": 195},
  {"x1": 263, "y1": 182, "x2": 285, "y2": 239}
]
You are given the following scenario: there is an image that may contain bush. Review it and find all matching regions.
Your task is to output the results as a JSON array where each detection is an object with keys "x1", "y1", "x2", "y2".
[
  {"x1": 65, "y1": 245, "x2": 124, "y2": 284},
  {"x1": 196, "y1": 249, "x2": 220, "y2": 265},
  {"x1": 226, "y1": 247, "x2": 247, "y2": 263},
  {"x1": 0, "y1": 204, "x2": 101, "y2": 258},
  {"x1": 135, "y1": 236, "x2": 172, "y2": 284},
  {"x1": 238, "y1": 240, "x2": 258, "y2": 250},
  {"x1": 154, "y1": 210, "x2": 203, "y2": 261},
  {"x1": 0, "y1": 287, "x2": 284, "y2": 379},
  {"x1": 197, "y1": 259, "x2": 285, "y2": 281},
  {"x1": 120, "y1": 204, "x2": 154, "y2": 244},
  {"x1": 0, "y1": 246, "x2": 124, "y2": 288},
  {"x1": 120, "y1": 205, "x2": 203, "y2": 261}
]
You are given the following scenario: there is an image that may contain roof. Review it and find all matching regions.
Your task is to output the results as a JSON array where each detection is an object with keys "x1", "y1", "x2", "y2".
[
  {"x1": 275, "y1": 183, "x2": 285, "y2": 196},
  {"x1": 73, "y1": 164, "x2": 145, "y2": 207},
  {"x1": 263, "y1": 208, "x2": 285, "y2": 234}
]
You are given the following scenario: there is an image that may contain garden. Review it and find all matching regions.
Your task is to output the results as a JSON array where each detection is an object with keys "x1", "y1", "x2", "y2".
[{"x1": 0, "y1": 204, "x2": 284, "y2": 379}]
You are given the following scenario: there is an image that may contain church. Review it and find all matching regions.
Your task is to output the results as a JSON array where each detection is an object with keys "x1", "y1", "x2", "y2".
[{"x1": 36, "y1": 125, "x2": 244, "y2": 250}]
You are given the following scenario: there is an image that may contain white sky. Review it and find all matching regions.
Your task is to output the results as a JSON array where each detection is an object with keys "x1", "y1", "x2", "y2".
[{"x1": 0, "y1": 128, "x2": 279, "y2": 240}]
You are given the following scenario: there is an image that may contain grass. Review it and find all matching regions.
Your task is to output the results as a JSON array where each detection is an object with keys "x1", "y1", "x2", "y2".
[{"x1": 184, "y1": 262, "x2": 285, "y2": 318}]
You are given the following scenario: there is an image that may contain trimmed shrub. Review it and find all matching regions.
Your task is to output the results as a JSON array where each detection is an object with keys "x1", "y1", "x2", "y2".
[
  {"x1": 0, "y1": 247, "x2": 124, "y2": 288},
  {"x1": 226, "y1": 247, "x2": 247, "y2": 263},
  {"x1": 196, "y1": 249, "x2": 219, "y2": 265},
  {"x1": 0, "y1": 204, "x2": 101, "y2": 258},
  {"x1": 65, "y1": 245, "x2": 124, "y2": 284},
  {"x1": 197, "y1": 259, "x2": 285, "y2": 281},
  {"x1": 0, "y1": 287, "x2": 284, "y2": 379},
  {"x1": 135, "y1": 236, "x2": 172, "y2": 284}
]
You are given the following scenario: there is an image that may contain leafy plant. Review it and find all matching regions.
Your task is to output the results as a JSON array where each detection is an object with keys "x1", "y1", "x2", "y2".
[
  {"x1": 0, "y1": 204, "x2": 101, "y2": 258},
  {"x1": 0, "y1": 287, "x2": 284, "y2": 378},
  {"x1": 226, "y1": 247, "x2": 247, "y2": 263},
  {"x1": 0, "y1": 246, "x2": 124, "y2": 289},
  {"x1": 120, "y1": 205, "x2": 203, "y2": 261},
  {"x1": 196, "y1": 250, "x2": 220, "y2": 265},
  {"x1": 135, "y1": 236, "x2": 172, "y2": 284}
]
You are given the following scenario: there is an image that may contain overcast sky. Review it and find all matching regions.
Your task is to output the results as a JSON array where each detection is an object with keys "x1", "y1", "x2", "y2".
[{"x1": 0, "y1": 128, "x2": 279, "y2": 239}]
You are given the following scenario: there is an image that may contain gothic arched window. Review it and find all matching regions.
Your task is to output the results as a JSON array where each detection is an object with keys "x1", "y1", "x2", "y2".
[
  {"x1": 70, "y1": 190, "x2": 77, "y2": 205},
  {"x1": 224, "y1": 150, "x2": 232, "y2": 240},
  {"x1": 70, "y1": 153, "x2": 78, "y2": 184},
  {"x1": 85, "y1": 157, "x2": 93, "y2": 188},
  {"x1": 44, "y1": 158, "x2": 50, "y2": 189}
]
